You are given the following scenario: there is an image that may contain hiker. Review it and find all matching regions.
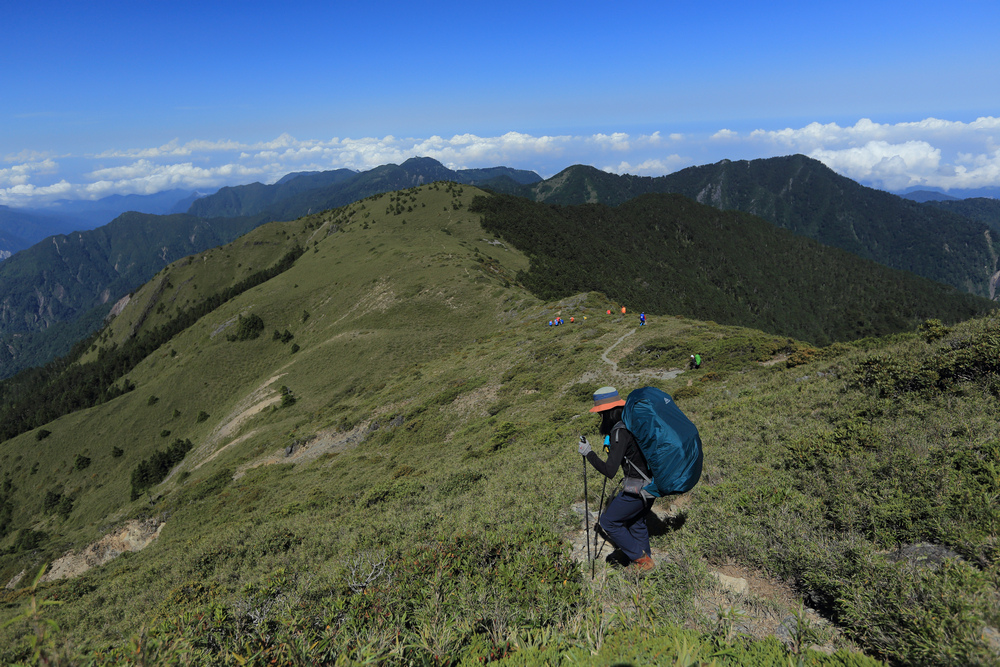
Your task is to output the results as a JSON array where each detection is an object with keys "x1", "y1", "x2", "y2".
[
  {"x1": 570, "y1": 316, "x2": 575, "y2": 323},
  {"x1": 639, "y1": 312, "x2": 646, "y2": 326},
  {"x1": 578, "y1": 386, "x2": 656, "y2": 571},
  {"x1": 621, "y1": 306, "x2": 626, "y2": 315},
  {"x1": 689, "y1": 354, "x2": 702, "y2": 369}
]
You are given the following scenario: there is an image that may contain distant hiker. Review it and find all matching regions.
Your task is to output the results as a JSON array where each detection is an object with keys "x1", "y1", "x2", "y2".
[
  {"x1": 689, "y1": 354, "x2": 701, "y2": 369},
  {"x1": 570, "y1": 316, "x2": 575, "y2": 323},
  {"x1": 639, "y1": 312, "x2": 646, "y2": 326},
  {"x1": 621, "y1": 306, "x2": 627, "y2": 315},
  {"x1": 578, "y1": 386, "x2": 656, "y2": 571},
  {"x1": 607, "y1": 309, "x2": 612, "y2": 315}
]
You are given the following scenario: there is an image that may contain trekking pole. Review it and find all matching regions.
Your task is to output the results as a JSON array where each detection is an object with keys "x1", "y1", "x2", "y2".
[
  {"x1": 582, "y1": 448, "x2": 592, "y2": 570},
  {"x1": 593, "y1": 477, "x2": 612, "y2": 578},
  {"x1": 592, "y1": 476, "x2": 608, "y2": 578}
]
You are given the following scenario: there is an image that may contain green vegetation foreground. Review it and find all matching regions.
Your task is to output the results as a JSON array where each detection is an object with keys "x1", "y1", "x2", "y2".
[{"x1": 0, "y1": 185, "x2": 996, "y2": 665}]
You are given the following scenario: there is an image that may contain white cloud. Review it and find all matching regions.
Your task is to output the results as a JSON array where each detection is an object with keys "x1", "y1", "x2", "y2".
[
  {"x1": 3, "y1": 149, "x2": 54, "y2": 164},
  {"x1": 731, "y1": 117, "x2": 1000, "y2": 191},
  {"x1": 0, "y1": 158, "x2": 59, "y2": 187},
  {"x1": 6, "y1": 118, "x2": 1000, "y2": 206},
  {"x1": 711, "y1": 129, "x2": 739, "y2": 141},
  {"x1": 607, "y1": 156, "x2": 690, "y2": 176},
  {"x1": 810, "y1": 141, "x2": 943, "y2": 191},
  {"x1": 80, "y1": 160, "x2": 275, "y2": 198}
]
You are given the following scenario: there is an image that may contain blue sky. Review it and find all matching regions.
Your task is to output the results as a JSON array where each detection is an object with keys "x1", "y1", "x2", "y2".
[{"x1": 3, "y1": 0, "x2": 999, "y2": 206}]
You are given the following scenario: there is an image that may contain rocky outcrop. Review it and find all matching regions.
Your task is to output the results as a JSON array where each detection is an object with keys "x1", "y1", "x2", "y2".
[{"x1": 40, "y1": 518, "x2": 165, "y2": 583}]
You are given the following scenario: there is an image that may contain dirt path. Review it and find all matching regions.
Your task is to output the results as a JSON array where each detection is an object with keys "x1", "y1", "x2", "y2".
[{"x1": 599, "y1": 328, "x2": 685, "y2": 381}]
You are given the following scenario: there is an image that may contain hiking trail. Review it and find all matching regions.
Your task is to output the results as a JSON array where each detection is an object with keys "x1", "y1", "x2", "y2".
[{"x1": 599, "y1": 328, "x2": 685, "y2": 381}]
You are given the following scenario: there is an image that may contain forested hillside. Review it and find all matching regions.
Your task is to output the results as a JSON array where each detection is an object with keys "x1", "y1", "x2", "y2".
[
  {"x1": 471, "y1": 192, "x2": 995, "y2": 345},
  {"x1": 500, "y1": 155, "x2": 1000, "y2": 300},
  {"x1": 0, "y1": 213, "x2": 267, "y2": 378},
  {"x1": 925, "y1": 196, "x2": 1000, "y2": 234}
]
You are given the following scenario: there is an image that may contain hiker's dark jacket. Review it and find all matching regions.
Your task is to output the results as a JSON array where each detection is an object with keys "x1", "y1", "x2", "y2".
[{"x1": 586, "y1": 422, "x2": 651, "y2": 482}]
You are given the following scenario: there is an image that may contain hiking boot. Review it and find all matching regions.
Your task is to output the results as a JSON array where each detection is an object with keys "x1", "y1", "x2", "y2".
[{"x1": 630, "y1": 555, "x2": 655, "y2": 571}]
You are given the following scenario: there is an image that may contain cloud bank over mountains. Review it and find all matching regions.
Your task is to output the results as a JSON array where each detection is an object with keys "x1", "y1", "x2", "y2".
[{"x1": 2, "y1": 117, "x2": 998, "y2": 207}]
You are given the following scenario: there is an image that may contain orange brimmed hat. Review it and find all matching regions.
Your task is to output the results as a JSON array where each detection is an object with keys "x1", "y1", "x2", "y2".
[{"x1": 589, "y1": 386, "x2": 626, "y2": 412}]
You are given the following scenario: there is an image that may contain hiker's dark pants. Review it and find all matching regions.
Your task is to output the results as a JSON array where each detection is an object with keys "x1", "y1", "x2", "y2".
[{"x1": 599, "y1": 491, "x2": 654, "y2": 561}]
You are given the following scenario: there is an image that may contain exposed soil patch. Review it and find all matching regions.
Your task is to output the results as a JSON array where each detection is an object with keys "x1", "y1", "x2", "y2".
[
  {"x1": 39, "y1": 518, "x2": 165, "y2": 583},
  {"x1": 446, "y1": 383, "x2": 500, "y2": 421},
  {"x1": 233, "y1": 401, "x2": 412, "y2": 479},
  {"x1": 192, "y1": 374, "x2": 287, "y2": 470}
]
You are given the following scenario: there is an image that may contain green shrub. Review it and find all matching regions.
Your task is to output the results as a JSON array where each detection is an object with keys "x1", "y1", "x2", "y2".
[
  {"x1": 672, "y1": 385, "x2": 702, "y2": 400},
  {"x1": 130, "y1": 438, "x2": 194, "y2": 500},
  {"x1": 226, "y1": 313, "x2": 265, "y2": 342}
]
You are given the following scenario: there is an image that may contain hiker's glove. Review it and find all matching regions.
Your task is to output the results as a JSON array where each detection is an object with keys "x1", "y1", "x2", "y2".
[{"x1": 578, "y1": 436, "x2": 592, "y2": 456}]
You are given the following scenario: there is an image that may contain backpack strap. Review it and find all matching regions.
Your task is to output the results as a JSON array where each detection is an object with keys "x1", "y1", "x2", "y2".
[{"x1": 612, "y1": 422, "x2": 651, "y2": 484}]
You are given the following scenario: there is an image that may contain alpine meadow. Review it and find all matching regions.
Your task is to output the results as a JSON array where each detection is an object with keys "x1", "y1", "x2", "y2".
[{"x1": 2, "y1": 179, "x2": 1000, "y2": 667}]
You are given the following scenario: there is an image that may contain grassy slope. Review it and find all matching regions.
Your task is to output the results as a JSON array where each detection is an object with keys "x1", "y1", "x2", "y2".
[{"x1": 0, "y1": 184, "x2": 997, "y2": 665}]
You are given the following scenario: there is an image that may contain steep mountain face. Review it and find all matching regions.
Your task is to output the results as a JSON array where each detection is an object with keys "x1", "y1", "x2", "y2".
[
  {"x1": 0, "y1": 206, "x2": 82, "y2": 259},
  {"x1": 0, "y1": 213, "x2": 265, "y2": 378},
  {"x1": 186, "y1": 169, "x2": 359, "y2": 218},
  {"x1": 1, "y1": 191, "x2": 201, "y2": 260},
  {"x1": 513, "y1": 156, "x2": 1000, "y2": 300}
]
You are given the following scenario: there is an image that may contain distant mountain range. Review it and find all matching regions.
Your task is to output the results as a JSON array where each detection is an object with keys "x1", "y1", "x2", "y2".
[
  {"x1": 186, "y1": 158, "x2": 541, "y2": 219},
  {"x1": 1, "y1": 154, "x2": 997, "y2": 379},
  {"x1": 0, "y1": 160, "x2": 541, "y2": 377},
  {"x1": 0, "y1": 189, "x2": 201, "y2": 258},
  {"x1": 923, "y1": 197, "x2": 1000, "y2": 235},
  {"x1": 900, "y1": 185, "x2": 1000, "y2": 200}
]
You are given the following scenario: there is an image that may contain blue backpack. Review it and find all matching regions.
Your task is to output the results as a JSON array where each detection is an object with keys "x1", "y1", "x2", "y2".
[{"x1": 621, "y1": 387, "x2": 703, "y2": 497}]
